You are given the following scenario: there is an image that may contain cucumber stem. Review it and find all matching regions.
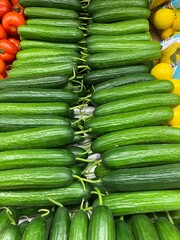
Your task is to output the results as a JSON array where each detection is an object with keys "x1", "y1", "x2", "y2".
[
  {"x1": 120, "y1": 216, "x2": 124, "y2": 221},
  {"x1": 79, "y1": 17, "x2": 92, "y2": 20},
  {"x1": 4, "y1": 208, "x2": 16, "y2": 225},
  {"x1": 94, "y1": 187, "x2": 103, "y2": 206},
  {"x1": 48, "y1": 198, "x2": 63, "y2": 207},
  {"x1": 80, "y1": 198, "x2": 85, "y2": 210},
  {"x1": 38, "y1": 209, "x2": 50, "y2": 217},
  {"x1": 70, "y1": 103, "x2": 88, "y2": 110},
  {"x1": 76, "y1": 157, "x2": 95, "y2": 162},
  {"x1": 69, "y1": 68, "x2": 76, "y2": 81},
  {"x1": 79, "y1": 26, "x2": 87, "y2": 31},
  {"x1": 166, "y1": 211, "x2": 174, "y2": 225},
  {"x1": 75, "y1": 128, "x2": 92, "y2": 135},
  {"x1": 80, "y1": 178, "x2": 101, "y2": 184},
  {"x1": 73, "y1": 175, "x2": 86, "y2": 192}
]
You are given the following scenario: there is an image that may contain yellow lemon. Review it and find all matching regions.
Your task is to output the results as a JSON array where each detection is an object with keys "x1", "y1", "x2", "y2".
[
  {"x1": 153, "y1": 8, "x2": 176, "y2": 30},
  {"x1": 151, "y1": 63, "x2": 174, "y2": 79}
]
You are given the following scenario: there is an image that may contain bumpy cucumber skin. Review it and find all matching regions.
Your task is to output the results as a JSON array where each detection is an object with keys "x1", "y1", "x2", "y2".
[{"x1": 1, "y1": 224, "x2": 21, "y2": 240}]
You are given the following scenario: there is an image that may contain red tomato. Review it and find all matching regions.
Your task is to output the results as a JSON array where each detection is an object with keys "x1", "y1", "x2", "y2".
[
  {"x1": 12, "y1": 3, "x2": 25, "y2": 18},
  {"x1": 0, "y1": 39, "x2": 18, "y2": 63},
  {"x1": 0, "y1": 59, "x2": 6, "y2": 76},
  {"x1": 0, "y1": 24, "x2": 7, "y2": 39},
  {"x1": 0, "y1": 0, "x2": 12, "y2": 19},
  {"x1": 9, "y1": 37, "x2": 20, "y2": 51},
  {"x1": 2, "y1": 12, "x2": 26, "y2": 36},
  {"x1": 11, "y1": 0, "x2": 19, "y2": 5}
]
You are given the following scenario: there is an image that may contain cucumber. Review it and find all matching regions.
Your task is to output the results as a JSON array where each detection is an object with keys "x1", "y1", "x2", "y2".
[
  {"x1": 24, "y1": 7, "x2": 78, "y2": 20},
  {"x1": 116, "y1": 220, "x2": 135, "y2": 240},
  {"x1": 88, "y1": 205, "x2": 115, "y2": 240},
  {"x1": 20, "y1": 0, "x2": 81, "y2": 11},
  {"x1": 0, "y1": 224, "x2": 21, "y2": 240},
  {"x1": 0, "y1": 102, "x2": 72, "y2": 117},
  {"x1": 85, "y1": 107, "x2": 174, "y2": 136},
  {"x1": 0, "y1": 182, "x2": 90, "y2": 207},
  {"x1": 91, "y1": 126, "x2": 180, "y2": 153},
  {"x1": 69, "y1": 210, "x2": 88, "y2": 240},
  {"x1": 84, "y1": 65, "x2": 149, "y2": 85},
  {"x1": 87, "y1": 0, "x2": 148, "y2": 14},
  {"x1": 94, "y1": 93, "x2": 180, "y2": 117},
  {"x1": 131, "y1": 215, "x2": 159, "y2": 240},
  {"x1": 92, "y1": 7, "x2": 150, "y2": 23},
  {"x1": 87, "y1": 49, "x2": 161, "y2": 70},
  {"x1": 0, "y1": 126, "x2": 74, "y2": 151},
  {"x1": 155, "y1": 218, "x2": 180, "y2": 240},
  {"x1": 18, "y1": 25, "x2": 83, "y2": 43},
  {"x1": 91, "y1": 80, "x2": 174, "y2": 105},
  {"x1": 102, "y1": 144, "x2": 180, "y2": 169},
  {"x1": 87, "y1": 19, "x2": 149, "y2": 36},
  {"x1": 86, "y1": 33, "x2": 152, "y2": 45},
  {"x1": 88, "y1": 41, "x2": 160, "y2": 54},
  {"x1": 94, "y1": 165, "x2": 111, "y2": 178},
  {"x1": 0, "y1": 89, "x2": 78, "y2": 106},
  {"x1": 0, "y1": 209, "x2": 17, "y2": 233},
  {"x1": 101, "y1": 163, "x2": 180, "y2": 192},
  {"x1": 22, "y1": 217, "x2": 47, "y2": 240},
  {"x1": 93, "y1": 190, "x2": 180, "y2": 216},
  {"x1": 49, "y1": 207, "x2": 70, "y2": 240},
  {"x1": 0, "y1": 149, "x2": 75, "y2": 170},
  {"x1": 26, "y1": 19, "x2": 81, "y2": 28},
  {"x1": 19, "y1": 221, "x2": 29, "y2": 236},
  {"x1": 94, "y1": 73, "x2": 156, "y2": 91},
  {"x1": 0, "y1": 114, "x2": 71, "y2": 132},
  {"x1": 70, "y1": 166, "x2": 81, "y2": 176}
]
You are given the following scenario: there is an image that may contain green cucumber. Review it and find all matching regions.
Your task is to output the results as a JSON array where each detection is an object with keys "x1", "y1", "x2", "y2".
[
  {"x1": 0, "y1": 209, "x2": 17, "y2": 233},
  {"x1": 0, "y1": 126, "x2": 74, "y2": 151},
  {"x1": 69, "y1": 210, "x2": 88, "y2": 240},
  {"x1": 18, "y1": 25, "x2": 83, "y2": 43},
  {"x1": 20, "y1": 0, "x2": 81, "y2": 11},
  {"x1": 94, "y1": 73, "x2": 156, "y2": 91},
  {"x1": 92, "y1": 7, "x2": 150, "y2": 23},
  {"x1": 26, "y1": 19, "x2": 81, "y2": 28},
  {"x1": 49, "y1": 207, "x2": 70, "y2": 240},
  {"x1": 0, "y1": 182, "x2": 90, "y2": 207},
  {"x1": 131, "y1": 215, "x2": 159, "y2": 240},
  {"x1": 19, "y1": 221, "x2": 29, "y2": 236},
  {"x1": 88, "y1": 205, "x2": 115, "y2": 240},
  {"x1": 91, "y1": 80, "x2": 174, "y2": 105},
  {"x1": 116, "y1": 220, "x2": 135, "y2": 240},
  {"x1": 94, "y1": 165, "x2": 111, "y2": 178},
  {"x1": 102, "y1": 144, "x2": 180, "y2": 169},
  {"x1": 0, "y1": 102, "x2": 72, "y2": 117},
  {"x1": 0, "y1": 149, "x2": 75, "y2": 170},
  {"x1": 87, "y1": 49, "x2": 161, "y2": 70},
  {"x1": 24, "y1": 7, "x2": 78, "y2": 20},
  {"x1": 0, "y1": 224, "x2": 21, "y2": 240},
  {"x1": 94, "y1": 93, "x2": 180, "y2": 117},
  {"x1": 86, "y1": 33, "x2": 152, "y2": 45},
  {"x1": 101, "y1": 163, "x2": 180, "y2": 192},
  {"x1": 93, "y1": 190, "x2": 180, "y2": 216},
  {"x1": 22, "y1": 217, "x2": 47, "y2": 240},
  {"x1": 155, "y1": 218, "x2": 180, "y2": 240},
  {"x1": 88, "y1": 41, "x2": 160, "y2": 54},
  {"x1": 84, "y1": 65, "x2": 149, "y2": 85},
  {"x1": 87, "y1": 0, "x2": 148, "y2": 14},
  {"x1": 91, "y1": 126, "x2": 180, "y2": 153},
  {"x1": 87, "y1": 19, "x2": 149, "y2": 36},
  {"x1": 70, "y1": 166, "x2": 81, "y2": 176},
  {"x1": 0, "y1": 89, "x2": 78, "y2": 106},
  {"x1": 85, "y1": 107, "x2": 173, "y2": 136}
]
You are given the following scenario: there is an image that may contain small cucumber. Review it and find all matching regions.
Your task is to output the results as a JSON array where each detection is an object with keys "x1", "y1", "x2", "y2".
[
  {"x1": 94, "y1": 165, "x2": 111, "y2": 178},
  {"x1": 0, "y1": 209, "x2": 17, "y2": 233},
  {"x1": 0, "y1": 224, "x2": 21, "y2": 240},
  {"x1": 116, "y1": 220, "x2": 135, "y2": 240},
  {"x1": 70, "y1": 166, "x2": 81, "y2": 176},
  {"x1": 19, "y1": 221, "x2": 29, "y2": 236}
]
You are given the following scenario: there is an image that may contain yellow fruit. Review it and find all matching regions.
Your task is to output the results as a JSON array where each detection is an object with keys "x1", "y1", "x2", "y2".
[
  {"x1": 161, "y1": 27, "x2": 174, "y2": 40},
  {"x1": 153, "y1": 8, "x2": 176, "y2": 30},
  {"x1": 151, "y1": 63, "x2": 174, "y2": 80},
  {"x1": 172, "y1": 16, "x2": 180, "y2": 31}
]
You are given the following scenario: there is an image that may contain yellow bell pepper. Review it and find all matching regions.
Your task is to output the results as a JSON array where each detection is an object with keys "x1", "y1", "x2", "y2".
[{"x1": 160, "y1": 42, "x2": 180, "y2": 64}]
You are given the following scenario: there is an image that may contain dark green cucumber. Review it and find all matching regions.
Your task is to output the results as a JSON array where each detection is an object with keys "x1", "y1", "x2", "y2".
[
  {"x1": 0, "y1": 126, "x2": 74, "y2": 151},
  {"x1": 70, "y1": 166, "x2": 81, "y2": 176},
  {"x1": 101, "y1": 163, "x2": 180, "y2": 192},
  {"x1": 94, "y1": 93, "x2": 180, "y2": 117},
  {"x1": 0, "y1": 209, "x2": 17, "y2": 233},
  {"x1": 20, "y1": 0, "x2": 81, "y2": 11},
  {"x1": 93, "y1": 190, "x2": 180, "y2": 216},
  {"x1": 84, "y1": 65, "x2": 149, "y2": 85},
  {"x1": 94, "y1": 165, "x2": 111, "y2": 178},
  {"x1": 102, "y1": 144, "x2": 180, "y2": 169},
  {"x1": 87, "y1": 19, "x2": 149, "y2": 36},
  {"x1": 0, "y1": 89, "x2": 78, "y2": 106},
  {"x1": 91, "y1": 126, "x2": 180, "y2": 153},
  {"x1": 49, "y1": 207, "x2": 70, "y2": 240},
  {"x1": 88, "y1": 205, "x2": 115, "y2": 240},
  {"x1": 87, "y1": 49, "x2": 161, "y2": 70},
  {"x1": 22, "y1": 217, "x2": 47, "y2": 240},
  {"x1": 87, "y1": 0, "x2": 148, "y2": 14},
  {"x1": 19, "y1": 221, "x2": 29, "y2": 236},
  {"x1": 69, "y1": 210, "x2": 88, "y2": 240},
  {"x1": 0, "y1": 182, "x2": 90, "y2": 207},
  {"x1": 26, "y1": 18, "x2": 81, "y2": 28},
  {"x1": 155, "y1": 218, "x2": 180, "y2": 240},
  {"x1": 24, "y1": 7, "x2": 78, "y2": 20},
  {"x1": 0, "y1": 149, "x2": 75, "y2": 170},
  {"x1": 91, "y1": 80, "x2": 174, "y2": 105},
  {"x1": 86, "y1": 33, "x2": 152, "y2": 45},
  {"x1": 85, "y1": 107, "x2": 173, "y2": 136},
  {"x1": 116, "y1": 220, "x2": 135, "y2": 240},
  {"x1": 131, "y1": 215, "x2": 159, "y2": 240},
  {"x1": 18, "y1": 25, "x2": 83, "y2": 43},
  {"x1": 94, "y1": 73, "x2": 156, "y2": 91},
  {"x1": 0, "y1": 224, "x2": 21, "y2": 240}
]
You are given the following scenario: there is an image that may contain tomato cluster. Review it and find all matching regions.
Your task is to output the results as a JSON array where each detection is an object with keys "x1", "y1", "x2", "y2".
[{"x1": 0, "y1": 0, "x2": 25, "y2": 78}]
